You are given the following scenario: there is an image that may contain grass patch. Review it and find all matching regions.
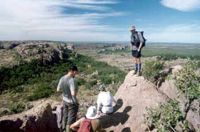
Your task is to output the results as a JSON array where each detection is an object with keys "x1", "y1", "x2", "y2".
[
  {"x1": 27, "y1": 83, "x2": 54, "y2": 101},
  {"x1": 98, "y1": 46, "x2": 200, "y2": 60}
]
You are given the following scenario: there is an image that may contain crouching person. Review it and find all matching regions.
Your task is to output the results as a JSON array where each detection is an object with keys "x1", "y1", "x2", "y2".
[
  {"x1": 96, "y1": 84, "x2": 117, "y2": 115},
  {"x1": 70, "y1": 106, "x2": 101, "y2": 132}
]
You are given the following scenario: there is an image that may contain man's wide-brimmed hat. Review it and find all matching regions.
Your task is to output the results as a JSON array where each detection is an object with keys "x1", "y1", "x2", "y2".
[{"x1": 86, "y1": 106, "x2": 98, "y2": 119}]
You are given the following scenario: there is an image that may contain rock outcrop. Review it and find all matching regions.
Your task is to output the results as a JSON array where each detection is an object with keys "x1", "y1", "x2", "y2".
[
  {"x1": 101, "y1": 71, "x2": 169, "y2": 132},
  {"x1": 0, "y1": 41, "x2": 72, "y2": 68},
  {"x1": 101, "y1": 70, "x2": 199, "y2": 132},
  {"x1": 186, "y1": 99, "x2": 200, "y2": 131},
  {"x1": 15, "y1": 43, "x2": 68, "y2": 65},
  {"x1": 0, "y1": 99, "x2": 60, "y2": 132}
]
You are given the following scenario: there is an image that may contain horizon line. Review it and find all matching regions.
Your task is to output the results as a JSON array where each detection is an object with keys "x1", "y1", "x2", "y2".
[{"x1": 0, "y1": 40, "x2": 199, "y2": 44}]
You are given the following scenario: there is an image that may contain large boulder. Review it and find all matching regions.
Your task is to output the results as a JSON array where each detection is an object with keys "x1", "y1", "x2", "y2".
[
  {"x1": 101, "y1": 71, "x2": 169, "y2": 132},
  {"x1": 158, "y1": 80, "x2": 187, "y2": 113},
  {"x1": 186, "y1": 99, "x2": 200, "y2": 131}
]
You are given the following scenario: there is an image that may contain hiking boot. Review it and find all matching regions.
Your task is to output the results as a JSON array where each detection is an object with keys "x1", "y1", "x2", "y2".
[
  {"x1": 133, "y1": 70, "x2": 137, "y2": 75},
  {"x1": 137, "y1": 71, "x2": 142, "y2": 76}
]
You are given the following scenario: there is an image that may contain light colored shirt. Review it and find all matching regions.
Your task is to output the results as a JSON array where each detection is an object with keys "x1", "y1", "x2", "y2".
[
  {"x1": 57, "y1": 75, "x2": 78, "y2": 104},
  {"x1": 97, "y1": 91, "x2": 115, "y2": 114}
]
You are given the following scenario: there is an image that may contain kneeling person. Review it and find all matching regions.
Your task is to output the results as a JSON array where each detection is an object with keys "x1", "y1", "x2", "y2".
[{"x1": 97, "y1": 85, "x2": 117, "y2": 115}]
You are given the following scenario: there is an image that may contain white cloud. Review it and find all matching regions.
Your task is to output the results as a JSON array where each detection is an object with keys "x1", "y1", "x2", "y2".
[
  {"x1": 146, "y1": 24, "x2": 200, "y2": 43},
  {"x1": 0, "y1": 0, "x2": 125, "y2": 41},
  {"x1": 73, "y1": 0, "x2": 118, "y2": 4},
  {"x1": 161, "y1": 0, "x2": 200, "y2": 12}
]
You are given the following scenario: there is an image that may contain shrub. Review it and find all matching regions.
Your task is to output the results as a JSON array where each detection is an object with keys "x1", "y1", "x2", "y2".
[
  {"x1": 74, "y1": 55, "x2": 125, "y2": 85},
  {"x1": 145, "y1": 100, "x2": 189, "y2": 132},
  {"x1": 99, "y1": 75, "x2": 113, "y2": 84},
  {"x1": 84, "y1": 79, "x2": 97, "y2": 90},
  {"x1": 27, "y1": 83, "x2": 54, "y2": 101},
  {"x1": 175, "y1": 61, "x2": 200, "y2": 102},
  {"x1": 143, "y1": 60, "x2": 164, "y2": 82},
  {"x1": 159, "y1": 54, "x2": 179, "y2": 60},
  {"x1": 9, "y1": 101, "x2": 26, "y2": 114},
  {"x1": 77, "y1": 78, "x2": 86, "y2": 86}
]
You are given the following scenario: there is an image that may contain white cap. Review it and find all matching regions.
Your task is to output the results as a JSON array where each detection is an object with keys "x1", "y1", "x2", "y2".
[{"x1": 86, "y1": 106, "x2": 97, "y2": 119}]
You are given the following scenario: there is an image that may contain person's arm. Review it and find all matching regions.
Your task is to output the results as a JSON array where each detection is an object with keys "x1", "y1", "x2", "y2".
[
  {"x1": 70, "y1": 118, "x2": 84, "y2": 131},
  {"x1": 69, "y1": 78, "x2": 78, "y2": 105},
  {"x1": 57, "y1": 78, "x2": 63, "y2": 92}
]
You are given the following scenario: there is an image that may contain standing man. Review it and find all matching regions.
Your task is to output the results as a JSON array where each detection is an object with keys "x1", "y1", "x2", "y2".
[
  {"x1": 130, "y1": 26, "x2": 145, "y2": 76},
  {"x1": 57, "y1": 65, "x2": 79, "y2": 132}
]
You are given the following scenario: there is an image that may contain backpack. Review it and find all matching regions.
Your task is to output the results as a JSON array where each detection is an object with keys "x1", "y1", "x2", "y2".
[
  {"x1": 140, "y1": 31, "x2": 146, "y2": 47},
  {"x1": 78, "y1": 118, "x2": 92, "y2": 132},
  {"x1": 131, "y1": 31, "x2": 146, "y2": 48}
]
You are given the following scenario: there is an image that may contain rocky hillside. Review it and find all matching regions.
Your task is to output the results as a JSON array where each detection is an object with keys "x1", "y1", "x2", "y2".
[
  {"x1": 0, "y1": 41, "x2": 69, "y2": 68},
  {"x1": 0, "y1": 41, "x2": 125, "y2": 127},
  {"x1": 0, "y1": 41, "x2": 199, "y2": 132},
  {"x1": 102, "y1": 69, "x2": 199, "y2": 132},
  {"x1": 1, "y1": 67, "x2": 199, "y2": 132}
]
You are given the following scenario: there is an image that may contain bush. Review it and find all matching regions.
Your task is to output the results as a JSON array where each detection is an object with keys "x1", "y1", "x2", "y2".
[
  {"x1": 27, "y1": 83, "x2": 54, "y2": 101},
  {"x1": 99, "y1": 75, "x2": 113, "y2": 84},
  {"x1": 145, "y1": 100, "x2": 189, "y2": 132},
  {"x1": 143, "y1": 60, "x2": 164, "y2": 82},
  {"x1": 9, "y1": 101, "x2": 26, "y2": 114},
  {"x1": 74, "y1": 55, "x2": 125, "y2": 85},
  {"x1": 84, "y1": 79, "x2": 97, "y2": 90},
  {"x1": 175, "y1": 61, "x2": 200, "y2": 102},
  {"x1": 77, "y1": 78, "x2": 86, "y2": 86}
]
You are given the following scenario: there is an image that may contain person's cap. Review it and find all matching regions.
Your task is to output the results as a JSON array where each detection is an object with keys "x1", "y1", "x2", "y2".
[
  {"x1": 130, "y1": 26, "x2": 136, "y2": 31},
  {"x1": 86, "y1": 106, "x2": 98, "y2": 119}
]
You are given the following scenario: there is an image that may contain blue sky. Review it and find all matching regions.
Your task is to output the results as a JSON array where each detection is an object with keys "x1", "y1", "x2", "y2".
[{"x1": 0, "y1": 0, "x2": 200, "y2": 43}]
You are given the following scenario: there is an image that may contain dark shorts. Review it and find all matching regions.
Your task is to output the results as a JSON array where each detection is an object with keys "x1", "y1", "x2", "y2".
[{"x1": 132, "y1": 50, "x2": 141, "y2": 58}]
